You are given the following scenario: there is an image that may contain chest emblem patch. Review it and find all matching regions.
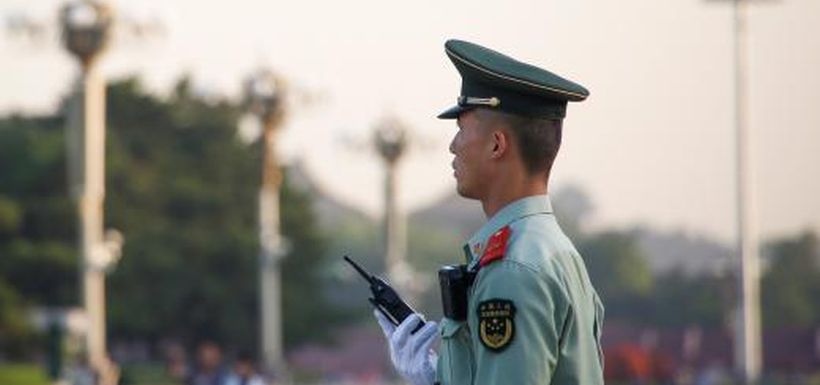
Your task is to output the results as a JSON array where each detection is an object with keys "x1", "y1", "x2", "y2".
[{"x1": 477, "y1": 299, "x2": 516, "y2": 351}]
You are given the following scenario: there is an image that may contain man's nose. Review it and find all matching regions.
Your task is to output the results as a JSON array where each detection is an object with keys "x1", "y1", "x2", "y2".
[{"x1": 449, "y1": 135, "x2": 456, "y2": 154}]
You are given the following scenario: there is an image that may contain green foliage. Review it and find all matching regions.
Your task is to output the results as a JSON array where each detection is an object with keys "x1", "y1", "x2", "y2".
[
  {"x1": 406, "y1": 222, "x2": 465, "y2": 317},
  {"x1": 0, "y1": 196, "x2": 22, "y2": 236},
  {"x1": 0, "y1": 115, "x2": 69, "y2": 200},
  {"x1": 102, "y1": 78, "x2": 256, "y2": 347},
  {"x1": 577, "y1": 228, "x2": 820, "y2": 330},
  {"x1": 0, "y1": 77, "x2": 342, "y2": 358},
  {"x1": 0, "y1": 363, "x2": 49, "y2": 385},
  {"x1": 0, "y1": 240, "x2": 77, "y2": 306},
  {"x1": 0, "y1": 112, "x2": 76, "y2": 358},
  {"x1": 0, "y1": 279, "x2": 35, "y2": 357},
  {"x1": 118, "y1": 364, "x2": 177, "y2": 385},
  {"x1": 102, "y1": 78, "x2": 342, "y2": 349},
  {"x1": 0, "y1": 113, "x2": 78, "y2": 307},
  {"x1": 761, "y1": 231, "x2": 820, "y2": 329},
  {"x1": 280, "y1": 182, "x2": 350, "y2": 347},
  {"x1": 648, "y1": 271, "x2": 731, "y2": 328},
  {"x1": 316, "y1": 214, "x2": 387, "y2": 326},
  {"x1": 579, "y1": 231, "x2": 653, "y2": 310}
]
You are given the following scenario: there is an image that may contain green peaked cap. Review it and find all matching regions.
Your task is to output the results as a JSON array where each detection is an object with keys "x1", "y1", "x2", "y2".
[{"x1": 438, "y1": 39, "x2": 589, "y2": 120}]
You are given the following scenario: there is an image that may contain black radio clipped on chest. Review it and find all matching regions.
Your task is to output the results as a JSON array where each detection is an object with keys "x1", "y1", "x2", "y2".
[{"x1": 438, "y1": 264, "x2": 476, "y2": 321}]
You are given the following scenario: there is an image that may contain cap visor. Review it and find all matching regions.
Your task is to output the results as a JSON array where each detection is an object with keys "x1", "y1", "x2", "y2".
[{"x1": 437, "y1": 105, "x2": 469, "y2": 119}]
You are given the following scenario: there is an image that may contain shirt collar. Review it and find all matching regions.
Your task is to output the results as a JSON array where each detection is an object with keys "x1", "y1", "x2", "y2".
[{"x1": 464, "y1": 194, "x2": 553, "y2": 268}]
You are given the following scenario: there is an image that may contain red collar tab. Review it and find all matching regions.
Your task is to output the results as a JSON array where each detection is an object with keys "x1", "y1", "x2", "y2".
[{"x1": 479, "y1": 226, "x2": 511, "y2": 267}]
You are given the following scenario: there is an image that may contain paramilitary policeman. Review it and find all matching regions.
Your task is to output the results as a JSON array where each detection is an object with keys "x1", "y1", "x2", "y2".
[{"x1": 374, "y1": 39, "x2": 605, "y2": 385}]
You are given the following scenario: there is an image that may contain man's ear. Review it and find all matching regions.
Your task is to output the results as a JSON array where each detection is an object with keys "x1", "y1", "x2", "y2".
[{"x1": 490, "y1": 129, "x2": 509, "y2": 159}]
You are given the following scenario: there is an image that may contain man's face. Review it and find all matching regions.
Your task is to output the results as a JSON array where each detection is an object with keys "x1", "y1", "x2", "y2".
[
  {"x1": 197, "y1": 344, "x2": 221, "y2": 371},
  {"x1": 449, "y1": 109, "x2": 495, "y2": 199},
  {"x1": 234, "y1": 361, "x2": 253, "y2": 377}
]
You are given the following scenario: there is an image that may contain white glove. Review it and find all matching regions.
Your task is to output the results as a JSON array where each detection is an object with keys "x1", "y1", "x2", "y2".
[{"x1": 374, "y1": 310, "x2": 439, "y2": 385}]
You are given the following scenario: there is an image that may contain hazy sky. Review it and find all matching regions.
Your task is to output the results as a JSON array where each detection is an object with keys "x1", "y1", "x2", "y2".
[{"x1": 2, "y1": 0, "x2": 818, "y2": 243}]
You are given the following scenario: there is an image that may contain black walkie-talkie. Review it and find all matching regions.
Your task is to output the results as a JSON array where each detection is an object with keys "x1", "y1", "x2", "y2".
[{"x1": 343, "y1": 255, "x2": 423, "y2": 333}]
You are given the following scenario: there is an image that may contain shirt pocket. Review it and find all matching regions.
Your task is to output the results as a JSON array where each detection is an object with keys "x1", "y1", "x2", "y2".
[{"x1": 438, "y1": 318, "x2": 475, "y2": 385}]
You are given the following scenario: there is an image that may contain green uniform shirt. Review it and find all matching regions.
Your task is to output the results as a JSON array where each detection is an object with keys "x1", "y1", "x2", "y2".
[{"x1": 437, "y1": 195, "x2": 605, "y2": 385}]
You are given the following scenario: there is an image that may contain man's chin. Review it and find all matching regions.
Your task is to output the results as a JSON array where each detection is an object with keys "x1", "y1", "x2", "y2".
[{"x1": 455, "y1": 183, "x2": 478, "y2": 200}]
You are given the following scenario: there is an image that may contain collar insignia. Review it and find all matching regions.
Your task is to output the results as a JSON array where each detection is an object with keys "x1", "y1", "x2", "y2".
[
  {"x1": 472, "y1": 242, "x2": 483, "y2": 256},
  {"x1": 479, "y1": 226, "x2": 511, "y2": 267}
]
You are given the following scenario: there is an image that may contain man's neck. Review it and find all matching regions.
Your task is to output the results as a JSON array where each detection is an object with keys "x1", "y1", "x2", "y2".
[{"x1": 481, "y1": 177, "x2": 548, "y2": 218}]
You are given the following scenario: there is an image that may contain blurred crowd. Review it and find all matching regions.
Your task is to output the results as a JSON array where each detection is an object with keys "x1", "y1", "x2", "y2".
[{"x1": 165, "y1": 342, "x2": 270, "y2": 385}]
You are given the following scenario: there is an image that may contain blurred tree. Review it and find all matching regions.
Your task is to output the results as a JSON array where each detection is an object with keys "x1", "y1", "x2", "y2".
[
  {"x1": 0, "y1": 78, "x2": 343, "y2": 357},
  {"x1": 406, "y1": 222, "x2": 464, "y2": 318},
  {"x1": 0, "y1": 196, "x2": 22, "y2": 237},
  {"x1": 649, "y1": 271, "x2": 730, "y2": 328},
  {"x1": 0, "y1": 116, "x2": 78, "y2": 307},
  {"x1": 0, "y1": 279, "x2": 35, "y2": 358},
  {"x1": 761, "y1": 230, "x2": 820, "y2": 329},
  {"x1": 279, "y1": 176, "x2": 354, "y2": 347},
  {"x1": 103, "y1": 78, "x2": 343, "y2": 350},
  {"x1": 578, "y1": 231, "x2": 653, "y2": 321},
  {"x1": 0, "y1": 114, "x2": 75, "y2": 360}
]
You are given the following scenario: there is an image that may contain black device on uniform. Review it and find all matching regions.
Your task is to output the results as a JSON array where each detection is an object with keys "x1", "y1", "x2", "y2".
[
  {"x1": 438, "y1": 264, "x2": 476, "y2": 321},
  {"x1": 343, "y1": 255, "x2": 423, "y2": 333}
]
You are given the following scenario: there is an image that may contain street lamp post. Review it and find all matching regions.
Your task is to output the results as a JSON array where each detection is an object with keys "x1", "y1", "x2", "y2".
[
  {"x1": 244, "y1": 69, "x2": 289, "y2": 381},
  {"x1": 373, "y1": 117, "x2": 414, "y2": 295},
  {"x1": 709, "y1": 0, "x2": 765, "y2": 382},
  {"x1": 60, "y1": 1, "x2": 123, "y2": 384},
  {"x1": 730, "y1": 1, "x2": 762, "y2": 383}
]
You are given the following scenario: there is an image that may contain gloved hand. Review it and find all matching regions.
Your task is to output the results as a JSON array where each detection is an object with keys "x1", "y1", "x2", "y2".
[{"x1": 374, "y1": 310, "x2": 439, "y2": 385}]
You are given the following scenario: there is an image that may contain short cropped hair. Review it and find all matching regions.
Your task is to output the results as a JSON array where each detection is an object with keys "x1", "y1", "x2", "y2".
[{"x1": 497, "y1": 112, "x2": 563, "y2": 175}]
